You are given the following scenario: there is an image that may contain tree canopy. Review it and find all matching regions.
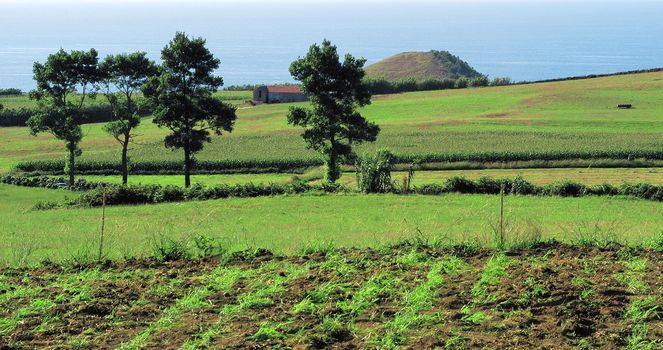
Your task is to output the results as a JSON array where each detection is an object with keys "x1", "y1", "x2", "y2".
[
  {"x1": 27, "y1": 48, "x2": 99, "y2": 186},
  {"x1": 100, "y1": 52, "x2": 158, "y2": 184},
  {"x1": 143, "y1": 32, "x2": 237, "y2": 187},
  {"x1": 288, "y1": 39, "x2": 380, "y2": 182}
]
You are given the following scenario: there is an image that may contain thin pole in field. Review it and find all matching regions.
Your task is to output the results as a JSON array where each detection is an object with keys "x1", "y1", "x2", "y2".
[
  {"x1": 499, "y1": 183, "x2": 505, "y2": 249},
  {"x1": 98, "y1": 187, "x2": 106, "y2": 261}
]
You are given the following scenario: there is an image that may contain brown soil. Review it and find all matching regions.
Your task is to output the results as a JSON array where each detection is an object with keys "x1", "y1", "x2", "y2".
[{"x1": 0, "y1": 244, "x2": 661, "y2": 349}]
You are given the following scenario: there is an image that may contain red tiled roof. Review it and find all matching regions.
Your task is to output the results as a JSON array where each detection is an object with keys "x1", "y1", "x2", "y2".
[{"x1": 265, "y1": 85, "x2": 302, "y2": 94}]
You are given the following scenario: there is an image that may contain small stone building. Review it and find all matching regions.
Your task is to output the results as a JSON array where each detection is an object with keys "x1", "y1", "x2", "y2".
[{"x1": 253, "y1": 85, "x2": 308, "y2": 104}]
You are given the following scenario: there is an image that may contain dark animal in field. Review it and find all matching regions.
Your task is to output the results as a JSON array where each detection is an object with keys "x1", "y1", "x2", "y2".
[{"x1": 617, "y1": 104, "x2": 633, "y2": 109}]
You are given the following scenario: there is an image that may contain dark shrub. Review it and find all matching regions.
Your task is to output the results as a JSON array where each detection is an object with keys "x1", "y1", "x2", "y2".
[
  {"x1": 455, "y1": 77, "x2": 469, "y2": 89},
  {"x1": 73, "y1": 185, "x2": 160, "y2": 207},
  {"x1": 619, "y1": 183, "x2": 661, "y2": 200},
  {"x1": 444, "y1": 176, "x2": 477, "y2": 193},
  {"x1": 363, "y1": 78, "x2": 394, "y2": 95},
  {"x1": 491, "y1": 77, "x2": 512, "y2": 86},
  {"x1": 151, "y1": 236, "x2": 190, "y2": 262},
  {"x1": 544, "y1": 181, "x2": 588, "y2": 197},
  {"x1": 415, "y1": 184, "x2": 446, "y2": 195},
  {"x1": 0, "y1": 174, "x2": 105, "y2": 191},
  {"x1": 508, "y1": 176, "x2": 537, "y2": 195},
  {"x1": 588, "y1": 183, "x2": 619, "y2": 196},
  {"x1": 0, "y1": 107, "x2": 33, "y2": 127},
  {"x1": 156, "y1": 185, "x2": 185, "y2": 202},
  {"x1": 469, "y1": 76, "x2": 489, "y2": 87},
  {"x1": 475, "y1": 176, "x2": 501, "y2": 194}
]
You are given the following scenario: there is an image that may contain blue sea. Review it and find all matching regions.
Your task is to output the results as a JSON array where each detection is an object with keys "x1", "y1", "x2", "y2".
[{"x1": 1, "y1": 0, "x2": 662, "y2": 90}]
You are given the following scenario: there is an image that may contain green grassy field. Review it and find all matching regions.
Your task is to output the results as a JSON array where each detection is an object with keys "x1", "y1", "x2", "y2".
[
  {"x1": 3, "y1": 74, "x2": 663, "y2": 348},
  {"x1": 335, "y1": 167, "x2": 663, "y2": 187},
  {"x1": 2, "y1": 184, "x2": 662, "y2": 266},
  {"x1": 2, "y1": 72, "x2": 663, "y2": 172},
  {"x1": 0, "y1": 90, "x2": 252, "y2": 109},
  {"x1": 73, "y1": 173, "x2": 299, "y2": 186},
  {"x1": 70, "y1": 167, "x2": 663, "y2": 188}
]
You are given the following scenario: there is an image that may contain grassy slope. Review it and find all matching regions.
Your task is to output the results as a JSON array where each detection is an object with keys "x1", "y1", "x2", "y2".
[
  {"x1": 364, "y1": 51, "x2": 481, "y2": 80},
  {"x1": 2, "y1": 184, "x2": 662, "y2": 265},
  {"x1": 365, "y1": 51, "x2": 449, "y2": 80},
  {"x1": 1, "y1": 71, "x2": 662, "y2": 172},
  {"x1": 0, "y1": 90, "x2": 252, "y2": 109}
]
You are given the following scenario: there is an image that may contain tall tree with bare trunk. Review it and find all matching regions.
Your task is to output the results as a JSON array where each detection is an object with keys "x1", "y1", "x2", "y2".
[
  {"x1": 100, "y1": 52, "x2": 158, "y2": 185},
  {"x1": 288, "y1": 40, "x2": 379, "y2": 183},
  {"x1": 28, "y1": 49, "x2": 99, "y2": 186},
  {"x1": 143, "y1": 32, "x2": 236, "y2": 188}
]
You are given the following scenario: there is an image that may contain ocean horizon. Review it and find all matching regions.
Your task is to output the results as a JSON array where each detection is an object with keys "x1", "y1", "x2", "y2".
[{"x1": 1, "y1": 0, "x2": 662, "y2": 90}]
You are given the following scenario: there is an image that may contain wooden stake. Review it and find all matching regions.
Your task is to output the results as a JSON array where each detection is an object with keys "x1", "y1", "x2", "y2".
[
  {"x1": 98, "y1": 188, "x2": 106, "y2": 261},
  {"x1": 499, "y1": 183, "x2": 505, "y2": 249}
]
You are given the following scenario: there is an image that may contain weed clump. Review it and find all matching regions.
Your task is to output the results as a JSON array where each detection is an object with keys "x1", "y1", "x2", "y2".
[{"x1": 355, "y1": 149, "x2": 395, "y2": 193}]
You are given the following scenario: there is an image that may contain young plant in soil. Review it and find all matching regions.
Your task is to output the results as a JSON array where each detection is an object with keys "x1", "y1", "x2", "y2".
[
  {"x1": 377, "y1": 256, "x2": 467, "y2": 347},
  {"x1": 182, "y1": 261, "x2": 309, "y2": 349},
  {"x1": 119, "y1": 266, "x2": 247, "y2": 350},
  {"x1": 458, "y1": 253, "x2": 513, "y2": 331},
  {"x1": 616, "y1": 257, "x2": 661, "y2": 349}
]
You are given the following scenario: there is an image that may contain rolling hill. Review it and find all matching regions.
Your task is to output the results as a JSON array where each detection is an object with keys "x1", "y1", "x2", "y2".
[{"x1": 365, "y1": 50, "x2": 484, "y2": 81}]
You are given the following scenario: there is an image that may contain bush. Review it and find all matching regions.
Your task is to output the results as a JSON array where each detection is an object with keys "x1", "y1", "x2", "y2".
[
  {"x1": 154, "y1": 185, "x2": 185, "y2": 202},
  {"x1": 443, "y1": 176, "x2": 477, "y2": 193},
  {"x1": 508, "y1": 176, "x2": 538, "y2": 195},
  {"x1": 619, "y1": 183, "x2": 663, "y2": 201},
  {"x1": 469, "y1": 76, "x2": 490, "y2": 87},
  {"x1": 475, "y1": 176, "x2": 501, "y2": 194},
  {"x1": 223, "y1": 84, "x2": 257, "y2": 91},
  {"x1": 73, "y1": 185, "x2": 161, "y2": 206},
  {"x1": 651, "y1": 232, "x2": 663, "y2": 251},
  {"x1": 543, "y1": 181, "x2": 588, "y2": 197},
  {"x1": 588, "y1": 183, "x2": 619, "y2": 196},
  {"x1": 393, "y1": 78, "x2": 418, "y2": 93},
  {"x1": 356, "y1": 149, "x2": 395, "y2": 193},
  {"x1": 363, "y1": 78, "x2": 394, "y2": 95},
  {"x1": 5, "y1": 173, "x2": 662, "y2": 207},
  {"x1": 455, "y1": 77, "x2": 469, "y2": 89},
  {"x1": 64, "y1": 181, "x2": 329, "y2": 207},
  {"x1": 417, "y1": 78, "x2": 456, "y2": 91},
  {"x1": 491, "y1": 77, "x2": 512, "y2": 86},
  {"x1": 0, "y1": 107, "x2": 33, "y2": 127},
  {"x1": 192, "y1": 234, "x2": 228, "y2": 258},
  {"x1": 415, "y1": 184, "x2": 446, "y2": 195},
  {"x1": 363, "y1": 75, "x2": 499, "y2": 95},
  {"x1": 0, "y1": 174, "x2": 107, "y2": 191},
  {"x1": 151, "y1": 235, "x2": 190, "y2": 262}
]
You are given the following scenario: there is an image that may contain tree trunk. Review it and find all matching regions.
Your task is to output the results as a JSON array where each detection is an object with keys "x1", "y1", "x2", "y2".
[
  {"x1": 325, "y1": 149, "x2": 340, "y2": 183},
  {"x1": 184, "y1": 145, "x2": 191, "y2": 188},
  {"x1": 121, "y1": 136, "x2": 129, "y2": 185},
  {"x1": 67, "y1": 147, "x2": 75, "y2": 187}
]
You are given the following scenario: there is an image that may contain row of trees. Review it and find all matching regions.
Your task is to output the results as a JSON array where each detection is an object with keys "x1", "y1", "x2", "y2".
[
  {"x1": 28, "y1": 33, "x2": 238, "y2": 187},
  {"x1": 0, "y1": 88, "x2": 22, "y2": 96},
  {"x1": 28, "y1": 34, "x2": 379, "y2": 187},
  {"x1": 364, "y1": 75, "x2": 512, "y2": 95}
]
